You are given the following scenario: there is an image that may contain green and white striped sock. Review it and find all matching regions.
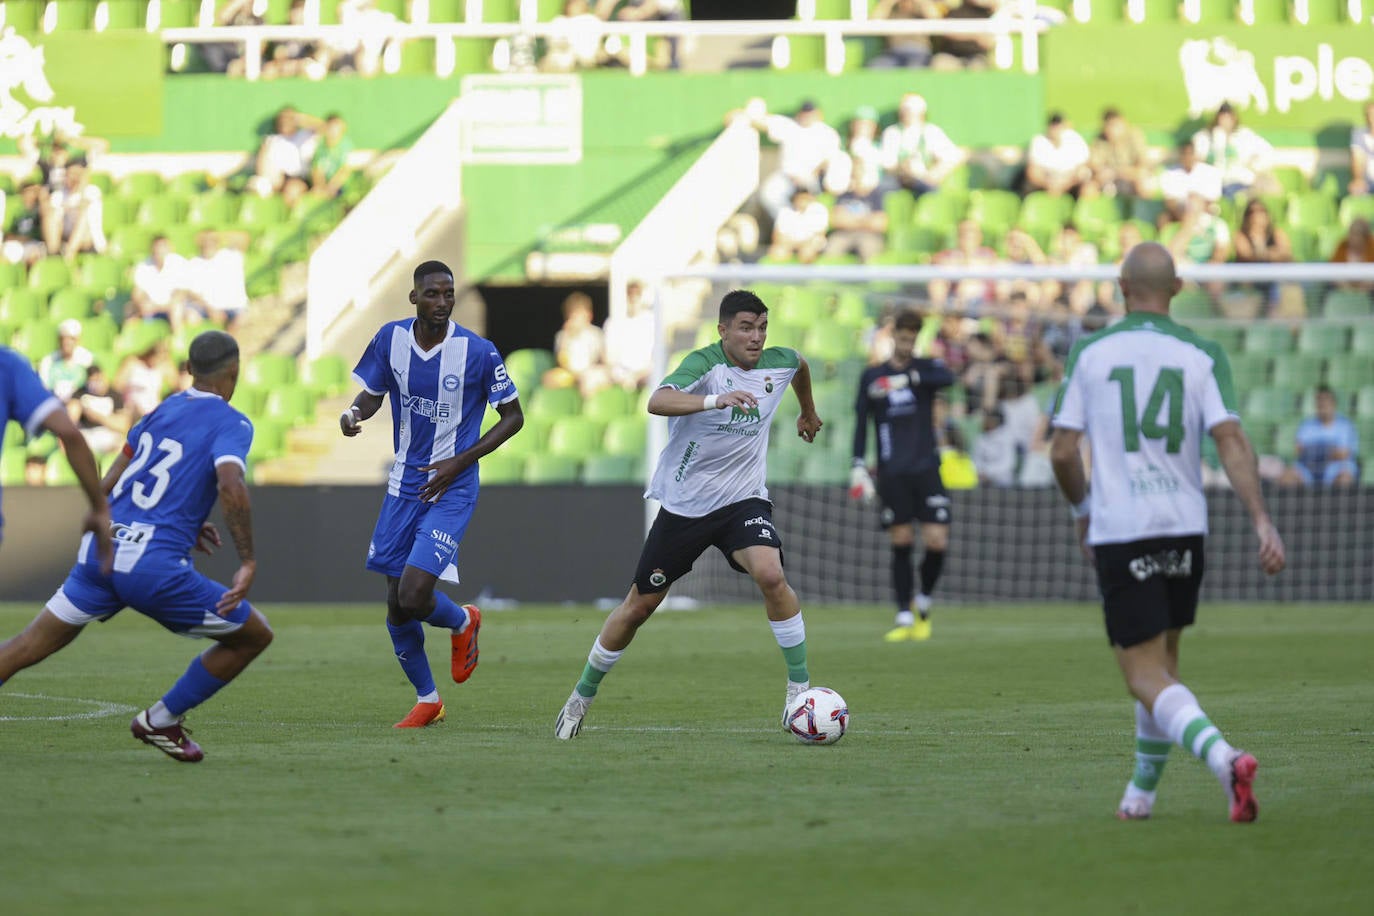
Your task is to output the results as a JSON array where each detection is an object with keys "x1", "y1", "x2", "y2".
[{"x1": 1151, "y1": 683, "x2": 1235, "y2": 781}]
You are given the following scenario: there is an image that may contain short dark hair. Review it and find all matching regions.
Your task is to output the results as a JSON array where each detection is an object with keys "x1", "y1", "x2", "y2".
[
  {"x1": 894, "y1": 309, "x2": 923, "y2": 334},
  {"x1": 1315, "y1": 384, "x2": 1334, "y2": 398},
  {"x1": 1047, "y1": 112, "x2": 1065, "y2": 127},
  {"x1": 1102, "y1": 107, "x2": 1121, "y2": 121},
  {"x1": 718, "y1": 289, "x2": 767, "y2": 324},
  {"x1": 413, "y1": 260, "x2": 453, "y2": 287},
  {"x1": 187, "y1": 330, "x2": 239, "y2": 377}
]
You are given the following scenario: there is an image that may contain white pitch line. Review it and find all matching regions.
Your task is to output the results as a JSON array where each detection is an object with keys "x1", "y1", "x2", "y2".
[{"x1": 0, "y1": 692, "x2": 139, "y2": 722}]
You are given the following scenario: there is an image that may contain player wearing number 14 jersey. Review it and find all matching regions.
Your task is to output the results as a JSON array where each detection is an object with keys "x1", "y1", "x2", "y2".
[
  {"x1": 0, "y1": 332, "x2": 273, "y2": 763},
  {"x1": 1050, "y1": 243, "x2": 1285, "y2": 822}
]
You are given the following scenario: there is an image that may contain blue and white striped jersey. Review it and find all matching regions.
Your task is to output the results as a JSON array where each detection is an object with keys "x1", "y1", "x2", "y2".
[
  {"x1": 89, "y1": 388, "x2": 253, "y2": 572},
  {"x1": 0, "y1": 346, "x2": 61, "y2": 535},
  {"x1": 352, "y1": 319, "x2": 517, "y2": 502}
]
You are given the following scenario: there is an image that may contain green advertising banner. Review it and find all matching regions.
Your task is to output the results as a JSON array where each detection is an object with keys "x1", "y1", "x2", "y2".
[
  {"x1": 1045, "y1": 25, "x2": 1372, "y2": 146},
  {"x1": 0, "y1": 32, "x2": 163, "y2": 139}
]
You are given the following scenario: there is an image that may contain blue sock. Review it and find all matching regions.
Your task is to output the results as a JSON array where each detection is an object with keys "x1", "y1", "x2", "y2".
[
  {"x1": 161, "y1": 656, "x2": 228, "y2": 717},
  {"x1": 386, "y1": 619, "x2": 436, "y2": 696},
  {"x1": 424, "y1": 592, "x2": 469, "y2": 631}
]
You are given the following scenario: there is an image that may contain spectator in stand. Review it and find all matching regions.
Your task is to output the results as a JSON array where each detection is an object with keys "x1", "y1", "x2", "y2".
[
  {"x1": 961, "y1": 330, "x2": 1008, "y2": 412},
  {"x1": 544, "y1": 291, "x2": 610, "y2": 396},
  {"x1": 1191, "y1": 102, "x2": 1275, "y2": 198},
  {"x1": 1169, "y1": 193, "x2": 1231, "y2": 304},
  {"x1": 185, "y1": 231, "x2": 252, "y2": 331},
  {"x1": 1024, "y1": 113, "x2": 1092, "y2": 198},
  {"x1": 130, "y1": 235, "x2": 190, "y2": 330},
  {"x1": 1330, "y1": 218, "x2": 1374, "y2": 292},
  {"x1": 844, "y1": 107, "x2": 885, "y2": 186},
  {"x1": 310, "y1": 114, "x2": 355, "y2": 199},
  {"x1": 68, "y1": 364, "x2": 129, "y2": 459},
  {"x1": 203, "y1": 0, "x2": 264, "y2": 76},
  {"x1": 116, "y1": 338, "x2": 177, "y2": 422},
  {"x1": 1233, "y1": 198, "x2": 1303, "y2": 318},
  {"x1": 930, "y1": 220, "x2": 1000, "y2": 310},
  {"x1": 597, "y1": 0, "x2": 687, "y2": 70},
  {"x1": 38, "y1": 320, "x2": 94, "y2": 404},
  {"x1": 736, "y1": 98, "x2": 843, "y2": 218},
  {"x1": 2, "y1": 183, "x2": 47, "y2": 265},
  {"x1": 931, "y1": 0, "x2": 997, "y2": 70},
  {"x1": 880, "y1": 93, "x2": 964, "y2": 197},
  {"x1": 769, "y1": 188, "x2": 830, "y2": 264},
  {"x1": 332, "y1": 0, "x2": 402, "y2": 77},
  {"x1": 1089, "y1": 108, "x2": 1150, "y2": 199},
  {"x1": 1280, "y1": 386, "x2": 1360, "y2": 487},
  {"x1": 1049, "y1": 223, "x2": 1099, "y2": 313},
  {"x1": 41, "y1": 160, "x2": 105, "y2": 262},
  {"x1": 19, "y1": 127, "x2": 109, "y2": 192},
  {"x1": 603, "y1": 280, "x2": 655, "y2": 389},
  {"x1": 826, "y1": 167, "x2": 888, "y2": 263},
  {"x1": 250, "y1": 106, "x2": 323, "y2": 199},
  {"x1": 1350, "y1": 102, "x2": 1374, "y2": 196},
  {"x1": 1158, "y1": 140, "x2": 1223, "y2": 224},
  {"x1": 1001, "y1": 227, "x2": 1051, "y2": 307},
  {"x1": 261, "y1": 0, "x2": 332, "y2": 80},
  {"x1": 868, "y1": 0, "x2": 943, "y2": 70},
  {"x1": 543, "y1": 0, "x2": 609, "y2": 72},
  {"x1": 973, "y1": 405, "x2": 1018, "y2": 487}
]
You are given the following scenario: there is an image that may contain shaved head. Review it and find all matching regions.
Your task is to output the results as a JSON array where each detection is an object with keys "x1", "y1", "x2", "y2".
[{"x1": 1119, "y1": 242, "x2": 1182, "y2": 313}]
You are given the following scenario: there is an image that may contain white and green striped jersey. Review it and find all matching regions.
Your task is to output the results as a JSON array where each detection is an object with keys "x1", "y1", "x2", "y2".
[
  {"x1": 648, "y1": 342, "x2": 801, "y2": 518},
  {"x1": 1052, "y1": 312, "x2": 1239, "y2": 546}
]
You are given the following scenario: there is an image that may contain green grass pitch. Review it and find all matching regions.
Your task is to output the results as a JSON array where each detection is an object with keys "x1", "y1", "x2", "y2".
[{"x1": 1, "y1": 602, "x2": 1371, "y2": 915}]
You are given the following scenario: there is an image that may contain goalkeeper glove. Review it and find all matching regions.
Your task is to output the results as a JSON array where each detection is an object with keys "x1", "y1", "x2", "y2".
[{"x1": 848, "y1": 463, "x2": 876, "y2": 505}]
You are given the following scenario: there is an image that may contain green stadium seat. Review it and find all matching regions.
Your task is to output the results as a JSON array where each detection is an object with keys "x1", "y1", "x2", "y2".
[
  {"x1": 784, "y1": 288, "x2": 829, "y2": 327},
  {"x1": 582, "y1": 386, "x2": 636, "y2": 422},
  {"x1": 1206, "y1": 326, "x2": 1244, "y2": 354},
  {"x1": 114, "y1": 319, "x2": 170, "y2": 360},
  {"x1": 546, "y1": 417, "x2": 606, "y2": 458},
  {"x1": 44, "y1": 457, "x2": 80, "y2": 486},
  {"x1": 780, "y1": 36, "x2": 826, "y2": 72},
  {"x1": 1314, "y1": 225, "x2": 1345, "y2": 260},
  {"x1": 803, "y1": 326, "x2": 860, "y2": 364},
  {"x1": 1338, "y1": 195, "x2": 1374, "y2": 228},
  {"x1": 247, "y1": 419, "x2": 289, "y2": 464},
  {"x1": 1019, "y1": 192, "x2": 1074, "y2": 230},
  {"x1": 581, "y1": 453, "x2": 638, "y2": 484},
  {"x1": 967, "y1": 190, "x2": 1021, "y2": 234},
  {"x1": 1296, "y1": 323, "x2": 1349, "y2": 356},
  {"x1": 12, "y1": 320, "x2": 59, "y2": 362},
  {"x1": 1272, "y1": 419, "x2": 1300, "y2": 461},
  {"x1": 889, "y1": 225, "x2": 949, "y2": 256},
  {"x1": 28, "y1": 257, "x2": 71, "y2": 294},
  {"x1": 1073, "y1": 197, "x2": 1125, "y2": 240},
  {"x1": 1287, "y1": 192, "x2": 1336, "y2": 230},
  {"x1": 1243, "y1": 387, "x2": 1298, "y2": 421},
  {"x1": 1, "y1": 287, "x2": 44, "y2": 324},
  {"x1": 263, "y1": 387, "x2": 316, "y2": 425},
  {"x1": 1129, "y1": 198, "x2": 1167, "y2": 226},
  {"x1": 1241, "y1": 417, "x2": 1276, "y2": 453},
  {"x1": 78, "y1": 254, "x2": 126, "y2": 298},
  {"x1": 1270, "y1": 166, "x2": 1307, "y2": 195},
  {"x1": 915, "y1": 192, "x2": 967, "y2": 232},
  {"x1": 1243, "y1": 323, "x2": 1295, "y2": 355},
  {"x1": 1246, "y1": 0, "x2": 1290, "y2": 22},
  {"x1": 157, "y1": 0, "x2": 201, "y2": 27},
  {"x1": 504, "y1": 348, "x2": 555, "y2": 389},
  {"x1": 1271, "y1": 354, "x2": 1324, "y2": 390},
  {"x1": 0, "y1": 261, "x2": 25, "y2": 292},
  {"x1": 98, "y1": 1, "x2": 150, "y2": 31},
  {"x1": 522, "y1": 453, "x2": 579, "y2": 484},
  {"x1": 1191, "y1": 0, "x2": 1236, "y2": 20},
  {"x1": 109, "y1": 225, "x2": 155, "y2": 261},
  {"x1": 119, "y1": 172, "x2": 165, "y2": 199},
  {"x1": 186, "y1": 192, "x2": 239, "y2": 229},
  {"x1": 427, "y1": 0, "x2": 466, "y2": 21},
  {"x1": 478, "y1": 450, "x2": 523, "y2": 483},
  {"x1": 244, "y1": 352, "x2": 296, "y2": 387},
  {"x1": 101, "y1": 195, "x2": 138, "y2": 235},
  {"x1": 1226, "y1": 353, "x2": 1270, "y2": 389},
  {"x1": 1325, "y1": 354, "x2": 1374, "y2": 390},
  {"x1": 4, "y1": 1, "x2": 44, "y2": 33},
  {"x1": 1357, "y1": 386, "x2": 1374, "y2": 419},
  {"x1": 230, "y1": 382, "x2": 269, "y2": 418},
  {"x1": 47, "y1": 1, "x2": 97, "y2": 31},
  {"x1": 299, "y1": 354, "x2": 349, "y2": 396},
  {"x1": 883, "y1": 191, "x2": 916, "y2": 228},
  {"x1": 48, "y1": 289, "x2": 94, "y2": 322},
  {"x1": 1297, "y1": 0, "x2": 1344, "y2": 22},
  {"x1": 1321, "y1": 289, "x2": 1373, "y2": 319},
  {"x1": 602, "y1": 416, "x2": 647, "y2": 457},
  {"x1": 1139, "y1": 0, "x2": 1179, "y2": 21},
  {"x1": 238, "y1": 194, "x2": 288, "y2": 228},
  {"x1": 1350, "y1": 323, "x2": 1374, "y2": 356},
  {"x1": 1170, "y1": 288, "x2": 1215, "y2": 320},
  {"x1": 528, "y1": 386, "x2": 582, "y2": 419},
  {"x1": 1287, "y1": 226, "x2": 1320, "y2": 263},
  {"x1": 258, "y1": 224, "x2": 309, "y2": 264},
  {"x1": 136, "y1": 195, "x2": 189, "y2": 230},
  {"x1": 0, "y1": 444, "x2": 28, "y2": 487}
]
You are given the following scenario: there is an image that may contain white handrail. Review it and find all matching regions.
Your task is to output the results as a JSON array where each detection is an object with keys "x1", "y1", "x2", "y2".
[
  {"x1": 659, "y1": 262, "x2": 1374, "y2": 284},
  {"x1": 305, "y1": 99, "x2": 464, "y2": 359},
  {"x1": 160, "y1": 17, "x2": 1052, "y2": 78}
]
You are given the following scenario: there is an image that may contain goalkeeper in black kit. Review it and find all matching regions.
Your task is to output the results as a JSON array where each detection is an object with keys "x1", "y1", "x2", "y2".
[{"x1": 851, "y1": 309, "x2": 955, "y2": 641}]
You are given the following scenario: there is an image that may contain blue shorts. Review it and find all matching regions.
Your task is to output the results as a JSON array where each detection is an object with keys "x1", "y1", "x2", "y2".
[
  {"x1": 1295, "y1": 460, "x2": 1359, "y2": 486},
  {"x1": 366, "y1": 493, "x2": 475, "y2": 584},
  {"x1": 47, "y1": 560, "x2": 251, "y2": 638}
]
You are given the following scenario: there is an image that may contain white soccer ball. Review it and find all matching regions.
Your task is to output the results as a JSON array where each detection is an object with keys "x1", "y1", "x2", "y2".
[{"x1": 785, "y1": 687, "x2": 849, "y2": 745}]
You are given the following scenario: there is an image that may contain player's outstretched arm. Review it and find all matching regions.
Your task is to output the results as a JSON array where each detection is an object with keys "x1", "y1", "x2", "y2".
[
  {"x1": 791, "y1": 355, "x2": 823, "y2": 443},
  {"x1": 648, "y1": 386, "x2": 756, "y2": 416},
  {"x1": 340, "y1": 390, "x2": 385, "y2": 437},
  {"x1": 1212, "y1": 420, "x2": 1286, "y2": 575},
  {"x1": 40, "y1": 407, "x2": 113, "y2": 572},
  {"x1": 216, "y1": 462, "x2": 256, "y2": 613}
]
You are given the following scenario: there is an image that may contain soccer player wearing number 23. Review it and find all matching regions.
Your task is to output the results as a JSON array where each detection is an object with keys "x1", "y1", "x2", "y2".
[
  {"x1": 0, "y1": 332, "x2": 272, "y2": 763},
  {"x1": 342, "y1": 261, "x2": 523, "y2": 729},
  {"x1": 1050, "y1": 243, "x2": 1285, "y2": 822}
]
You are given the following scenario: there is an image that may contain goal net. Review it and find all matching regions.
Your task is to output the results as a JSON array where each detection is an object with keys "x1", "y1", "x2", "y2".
[{"x1": 643, "y1": 262, "x2": 1374, "y2": 605}]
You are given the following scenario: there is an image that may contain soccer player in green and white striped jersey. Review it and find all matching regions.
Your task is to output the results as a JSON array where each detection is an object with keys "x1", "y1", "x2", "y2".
[
  {"x1": 1049, "y1": 243, "x2": 1286, "y2": 822},
  {"x1": 554, "y1": 290, "x2": 824, "y2": 739}
]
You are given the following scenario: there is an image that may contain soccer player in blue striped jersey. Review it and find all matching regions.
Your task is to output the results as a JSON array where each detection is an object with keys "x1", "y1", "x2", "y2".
[
  {"x1": 341, "y1": 260, "x2": 523, "y2": 728},
  {"x1": 0, "y1": 346, "x2": 112, "y2": 564},
  {"x1": 0, "y1": 332, "x2": 272, "y2": 763}
]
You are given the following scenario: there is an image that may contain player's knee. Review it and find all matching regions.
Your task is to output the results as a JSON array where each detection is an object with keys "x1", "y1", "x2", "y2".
[
  {"x1": 396, "y1": 582, "x2": 434, "y2": 618},
  {"x1": 752, "y1": 563, "x2": 788, "y2": 595},
  {"x1": 924, "y1": 530, "x2": 948, "y2": 552}
]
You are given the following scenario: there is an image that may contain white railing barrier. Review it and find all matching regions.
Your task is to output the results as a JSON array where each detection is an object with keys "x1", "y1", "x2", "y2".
[
  {"x1": 305, "y1": 99, "x2": 463, "y2": 360},
  {"x1": 160, "y1": 17, "x2": 1051, "y2": 79},
  {"x1": 659, "y1": 262, "x2": 1374, "y2": 286}
]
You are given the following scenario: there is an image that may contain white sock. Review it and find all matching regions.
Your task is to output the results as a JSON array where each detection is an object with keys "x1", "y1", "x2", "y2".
[
  {"x1": 147, "y1": 701, "x2": 178, "y2": 728},
  {"x1": 417, "y1": 690, "x2": 440, "y2": 704},
  {"x1": 894, "y1": 610, "x2": 916, "y2": 627},
  {"x1": 915, "y1": 594, "x2": 932, "y2": 615},
  {"x1": 768, "y1": 613, "x2": 806, "y2": 649},
  {"x1": 588, "y1": 638, "x2": 623, "y2": 674},
  {"x1": 1151, "y1": 683, "x2": 1235, "y2": 780}
]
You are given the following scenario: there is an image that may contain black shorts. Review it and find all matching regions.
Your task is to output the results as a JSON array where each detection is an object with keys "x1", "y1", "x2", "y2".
[
  {"x1": 633, "y1": 498, "x2": 783, "y2": 594},
  {"x1": 877, "y1": 467, "x2": 951, "y2": 527},
  {"x1": 1094, "y1": 535, "x2": 1206, "y2": 649}
]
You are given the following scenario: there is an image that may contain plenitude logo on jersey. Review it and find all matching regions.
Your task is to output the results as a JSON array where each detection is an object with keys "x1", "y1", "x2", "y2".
[{"x1": 716, "y1": 404, "x2": 763, "y2": 436}]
